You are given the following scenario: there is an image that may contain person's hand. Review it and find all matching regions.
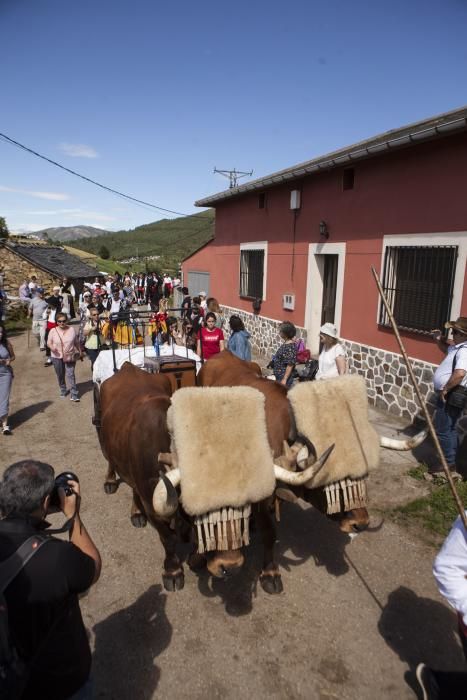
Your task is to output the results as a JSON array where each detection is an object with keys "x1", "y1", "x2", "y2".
[
  {"x1": 4, "y1": 358, "x2": 10, "y2": 366},
  {"x1": 440, "y1": 388, "x2": 448, "y2": 402},
  {"x1": 431, "y1": 329, "x2": 442, "y2": 340},
  {"x1": 59, "y1": 480, "x2": 80, "y2": 518}
]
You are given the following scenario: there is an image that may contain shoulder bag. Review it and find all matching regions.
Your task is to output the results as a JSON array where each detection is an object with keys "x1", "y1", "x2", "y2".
[{"x1": 446, "y1": 344, "x2": 467, "y2": 409}]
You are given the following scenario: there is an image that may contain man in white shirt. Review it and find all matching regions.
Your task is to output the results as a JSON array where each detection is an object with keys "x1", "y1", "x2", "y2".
[
  {"x1": 430, "y1": 317, "x2": 467, "y2": 479},
  {"x1": 416, "y1": 512, "x2": 467, "y2": 698}
]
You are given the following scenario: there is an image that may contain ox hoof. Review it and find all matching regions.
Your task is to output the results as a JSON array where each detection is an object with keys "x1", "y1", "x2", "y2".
[
  {"x1": 131, "y1": 513, "x2": 147, "y2": 528},
  {"x1": 162, "y1": 571, "x2": 185, "y2": 592},
  {"x1": 104, "y1": 481, "x2": 119, "y2": 495},
  {"x1": 260, "y1": 573, "x2": 283, "y2": 595},
  {"x1": 188, "y1": 552, "x2": 207, "y2": 571}
]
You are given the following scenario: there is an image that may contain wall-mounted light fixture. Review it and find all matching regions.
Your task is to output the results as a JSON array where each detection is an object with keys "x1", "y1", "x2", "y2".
[
  {"x1": 252, "y1": 298, "x2": 262, "y2": 315},
  {"x1": 319, "y1": 220, "x2": 329, "y2": 239}
]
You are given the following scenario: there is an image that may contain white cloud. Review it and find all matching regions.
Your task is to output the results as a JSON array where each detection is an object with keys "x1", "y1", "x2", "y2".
[
  {"x1": 0, "y1": 185, "x2": 70, "y2": 201},
  {"x1": 59, "y1": 143, "x2": 99, "y2": 158}
]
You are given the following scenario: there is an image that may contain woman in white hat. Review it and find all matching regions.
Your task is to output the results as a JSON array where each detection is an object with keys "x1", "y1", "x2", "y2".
[{"x1": 315, "y1": 322, "x2": 347, "y2": 380}]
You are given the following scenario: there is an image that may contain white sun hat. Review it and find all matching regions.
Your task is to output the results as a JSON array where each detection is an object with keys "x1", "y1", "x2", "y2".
[{"x1": 319, "y1": 322, "x2": 338, "y2": 339}]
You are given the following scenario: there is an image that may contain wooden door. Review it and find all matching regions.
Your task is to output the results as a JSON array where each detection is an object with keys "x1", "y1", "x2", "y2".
[{"x1": 321, "y1": 254, "x2": 338, "y2": 325}]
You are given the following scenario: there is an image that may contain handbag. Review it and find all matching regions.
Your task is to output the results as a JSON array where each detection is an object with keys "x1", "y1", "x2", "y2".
[
  {"x1": 446, "y1": 344, "x2": 467, "y2": 409},
  {"x1": 296, "y1": 349, "x2": 311, "y2": 364},
  {"x1": 296, "y1": 358, "x2": 319, "y2": 381},
  {"x1": 446, "y1": 386, "x2": 467, "y2": 409}
]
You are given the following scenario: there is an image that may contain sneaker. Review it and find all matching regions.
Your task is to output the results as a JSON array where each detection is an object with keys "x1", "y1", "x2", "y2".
[
  {"x1": 60, "y1": 392, "x2": 68, "y2": 398},
  {"x1": 70, "y1": 396, "x2": 80, "y2": 402},
  {"x1": 40, "y1": 347, "x2": 46, "y2": 351},
  {"x1": 416, "y1": 663, "x2": 440, "y2": 700},
  {"x1": 2, "y1": 426, "x2": 12, "y2": 436},
  {"x1": 44, "y1": 359, "x2": 52, "y2": 366}
]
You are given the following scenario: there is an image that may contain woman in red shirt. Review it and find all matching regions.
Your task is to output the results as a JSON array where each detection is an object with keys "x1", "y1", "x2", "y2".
[{"x1": 197, "y1": 312, "x2": 225, "y2": 361}]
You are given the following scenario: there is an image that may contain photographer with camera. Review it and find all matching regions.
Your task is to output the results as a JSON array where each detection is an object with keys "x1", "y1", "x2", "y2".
[{"x1": 0, "y1": 460, "x2": 101, "y2": 699}]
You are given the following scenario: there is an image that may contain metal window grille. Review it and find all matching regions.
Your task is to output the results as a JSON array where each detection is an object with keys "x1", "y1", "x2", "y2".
[
  {"x1": 239, "y1": 249, "x2": 264, "y2": 299},
  {"x1": 379, "y1": 245, "x2": 458, "y2": 334}
]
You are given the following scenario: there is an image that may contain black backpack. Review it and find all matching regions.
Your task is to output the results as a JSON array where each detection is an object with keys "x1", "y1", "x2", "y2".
[{"x1": 0, "y1": 535, "x2": 49, "y2": 699}]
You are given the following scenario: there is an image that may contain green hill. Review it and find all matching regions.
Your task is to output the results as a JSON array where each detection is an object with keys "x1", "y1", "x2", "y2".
[{"x1": 67, "y1": 210, "x2": 214, "y2": 272}]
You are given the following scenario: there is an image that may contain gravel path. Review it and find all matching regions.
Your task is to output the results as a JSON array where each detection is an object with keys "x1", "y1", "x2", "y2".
[{"x1": 1, "y1": 331, "x2": 465, "y2": 699}]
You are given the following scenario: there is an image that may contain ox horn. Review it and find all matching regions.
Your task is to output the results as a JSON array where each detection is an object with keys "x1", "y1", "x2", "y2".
[
  {"x1": 152, "y1": 469, "x2": 181, "y2": 518},
  {"x1": 379, "y1": 428, "x2": 428, "y2": 451},
  {"x1": 274, "y1": 444, "x2": 334, "y2": 486}
]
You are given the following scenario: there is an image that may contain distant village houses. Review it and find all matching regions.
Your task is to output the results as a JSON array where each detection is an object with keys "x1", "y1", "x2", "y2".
[{"x1": 0, "y1": 238, "x2": 98, "y2": 296}]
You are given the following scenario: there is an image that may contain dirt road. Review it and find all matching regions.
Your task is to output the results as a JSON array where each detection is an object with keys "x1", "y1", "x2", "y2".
[{"x1": 1, "y1": 331, "x2": 465, "y2": 699}]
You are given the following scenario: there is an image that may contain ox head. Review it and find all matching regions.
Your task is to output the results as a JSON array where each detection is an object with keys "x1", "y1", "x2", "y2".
[
  {"x1": 153, "y1": 441, "x2": 334, "y2": 519},
  {"x1": 153, "y1": 440, "x2": 334, "y2": 578}
]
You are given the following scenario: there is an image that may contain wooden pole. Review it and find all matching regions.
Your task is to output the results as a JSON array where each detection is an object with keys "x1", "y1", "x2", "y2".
[{"x1": 371, "y1": 266, "x2": 467, "y2": 530}]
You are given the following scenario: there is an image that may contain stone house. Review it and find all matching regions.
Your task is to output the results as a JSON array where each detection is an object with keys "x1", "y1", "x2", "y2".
[{"x1": 0, "y1": 239, "x2": 98, "y2": 296}]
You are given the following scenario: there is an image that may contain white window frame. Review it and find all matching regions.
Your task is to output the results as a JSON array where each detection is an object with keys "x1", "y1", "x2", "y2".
[
  {"x1": 239, "y1": 241, "x2": 268, "y2": 301},
  {"x1": 379, "y1": 232, "x2": 467, "y2": 327}
]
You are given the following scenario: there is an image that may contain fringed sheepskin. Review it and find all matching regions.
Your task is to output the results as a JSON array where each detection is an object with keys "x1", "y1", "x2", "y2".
[
  {"x1": 288, "y1": 375, "x2": 380, "y2": 489},
  {"x1": 167, "y1": 386, "x2": 276, "y2": 516}
]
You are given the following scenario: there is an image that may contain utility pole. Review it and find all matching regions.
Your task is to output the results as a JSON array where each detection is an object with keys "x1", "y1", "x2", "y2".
[{"x1": 214, "y1": 167, "x2": 253, "y2": 189}]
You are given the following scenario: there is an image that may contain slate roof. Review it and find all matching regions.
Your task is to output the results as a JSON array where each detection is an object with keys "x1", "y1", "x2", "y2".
[
  {"x1": 4, "y1": 242, "x2": 98, "y2": 279},
  {"x1": 195, "y1": 105, "x2": 467, "y2": 207}
]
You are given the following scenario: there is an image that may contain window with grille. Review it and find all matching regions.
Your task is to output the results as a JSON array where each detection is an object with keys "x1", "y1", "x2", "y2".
[
  {"x1": 239, "y1": 248, "x2": 265, "y2": 299},
  {"x1": 379, "y1": 245, "x2": 458, "y2": 334}
]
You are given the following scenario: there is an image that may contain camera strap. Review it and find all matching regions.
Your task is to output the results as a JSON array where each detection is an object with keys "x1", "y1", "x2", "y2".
[{"x1": 46, "y1": 495, "x2": 81, "y2": 535}]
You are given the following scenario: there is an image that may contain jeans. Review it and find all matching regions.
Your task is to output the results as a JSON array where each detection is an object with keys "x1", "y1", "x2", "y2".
[
  {"x1": 85, "y1": 348, "x2": 100, "y2": 368},
  {"x1": 434, "y1": 395, "x2": 462, "y2": 466},
  {"x1": 68, "y1": 678, "x2": 93, "y2": 700},
  {"x1": 51, "y1": 358, "x2": 78, "y2": 398}
]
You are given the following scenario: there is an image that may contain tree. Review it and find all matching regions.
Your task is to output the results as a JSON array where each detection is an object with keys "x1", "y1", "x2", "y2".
[
  {"x1": 99, "y1": 245, "x2": 110, "y2": 259},
  {"x1": 0, "y1": 217, "x2": 9, "y2": 239}
]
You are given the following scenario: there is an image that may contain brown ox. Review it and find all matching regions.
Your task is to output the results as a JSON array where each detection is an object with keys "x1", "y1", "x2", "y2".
[
  {"x1": 198, "y1": 351, "x2": 426, "y2": 536},
  {"x1": 97, "y1": 363, "x2": 186, "y2": 590},
  {"x1": 97, "y1": 362, "x2": 324, "y2": 593}
]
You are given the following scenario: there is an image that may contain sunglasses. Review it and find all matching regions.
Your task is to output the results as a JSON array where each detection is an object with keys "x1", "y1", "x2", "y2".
[{"x1": 57, "y1": 319, "x2": 67, "y2": 323}]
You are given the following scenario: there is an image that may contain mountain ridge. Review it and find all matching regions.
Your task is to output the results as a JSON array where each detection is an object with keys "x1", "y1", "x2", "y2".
[{"x1": 26, "y1": 225, "x2": 112, "y2": 241}]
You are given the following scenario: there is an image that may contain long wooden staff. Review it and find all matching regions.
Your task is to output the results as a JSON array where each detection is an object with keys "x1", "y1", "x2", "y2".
[{"x1": 371, "y1": 266, "x2": 467, "y2": 530}]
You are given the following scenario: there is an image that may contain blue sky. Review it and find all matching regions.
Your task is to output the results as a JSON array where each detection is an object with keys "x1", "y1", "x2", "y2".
[{"x1": 1, "y1": 0, "x2": 467, "y2": 233}]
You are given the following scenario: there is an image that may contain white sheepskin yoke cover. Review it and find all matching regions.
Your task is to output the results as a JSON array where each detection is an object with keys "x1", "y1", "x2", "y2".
[
  {"x1": 288, "y1": 375, "x2": 380, "y2": 492},
  {"x1": 167, "y1": 386, "x2": 276, "y2": 517}
]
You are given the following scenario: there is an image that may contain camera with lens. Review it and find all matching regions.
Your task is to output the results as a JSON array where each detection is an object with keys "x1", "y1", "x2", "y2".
[{"x1": 48, "y1": 471, "x2": 79, "y2": 511}]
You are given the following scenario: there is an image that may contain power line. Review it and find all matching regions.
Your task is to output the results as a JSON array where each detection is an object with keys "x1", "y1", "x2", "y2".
[{"x1": 0, "y1": 131, "x2": 209, "y2": 220}]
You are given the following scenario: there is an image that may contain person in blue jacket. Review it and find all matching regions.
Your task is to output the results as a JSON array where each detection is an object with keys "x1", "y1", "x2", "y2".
[{"x1": 227, "y1": 315, "x2": 252, "y2": 361}]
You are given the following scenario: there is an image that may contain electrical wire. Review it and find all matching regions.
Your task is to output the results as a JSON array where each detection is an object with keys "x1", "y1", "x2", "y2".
[{"x1": 0, "y1": 131, "x2": 210, "y2": 219}]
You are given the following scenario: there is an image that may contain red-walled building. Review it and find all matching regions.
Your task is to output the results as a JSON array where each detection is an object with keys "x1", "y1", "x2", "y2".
[{"x1": 183, "y1": 107, "x2": 467, "y2": 420}]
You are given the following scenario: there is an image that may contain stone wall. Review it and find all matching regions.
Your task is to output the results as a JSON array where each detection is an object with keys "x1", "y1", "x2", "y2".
[
  {"x1": 0, "y1": 245, "x2": 59, "y2": 295},
  {"x1": 220, "y1": 304, "x2": 467, "y2": 433},
  {"x1": 220, "y1": 304, "x2": 307, "y2": 357}
]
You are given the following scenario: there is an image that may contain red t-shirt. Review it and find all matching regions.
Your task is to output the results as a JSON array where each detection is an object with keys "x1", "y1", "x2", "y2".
[{"x1": 198, "y1": 327, "x2": 224, "y2": 360}]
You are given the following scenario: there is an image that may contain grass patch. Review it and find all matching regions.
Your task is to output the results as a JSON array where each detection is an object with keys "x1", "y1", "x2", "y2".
[
  {"x1": 5, "y1": 319, "x2": 31, "y2": 334},
  {"x1": 395, "y1": 481, "x2": 467, "y2": 537},
  {"x1": 407, "y1": 463, "x2": 429, "y2": 481}
]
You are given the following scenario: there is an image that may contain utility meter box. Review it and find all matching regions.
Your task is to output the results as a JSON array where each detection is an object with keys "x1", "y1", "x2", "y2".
[{"x1": 283, "y1": 293, "x2": 295, "y2": 310}]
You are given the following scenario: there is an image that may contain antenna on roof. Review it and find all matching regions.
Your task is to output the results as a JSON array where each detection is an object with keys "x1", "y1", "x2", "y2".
[{"x1": 213, "y1": 167, "x2": 253, "y2": 189}]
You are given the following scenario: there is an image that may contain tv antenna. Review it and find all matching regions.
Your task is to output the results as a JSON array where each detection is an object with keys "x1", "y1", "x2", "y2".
[{"x1": 213, "y1": 167, "x2": 253, "y2": 189}]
